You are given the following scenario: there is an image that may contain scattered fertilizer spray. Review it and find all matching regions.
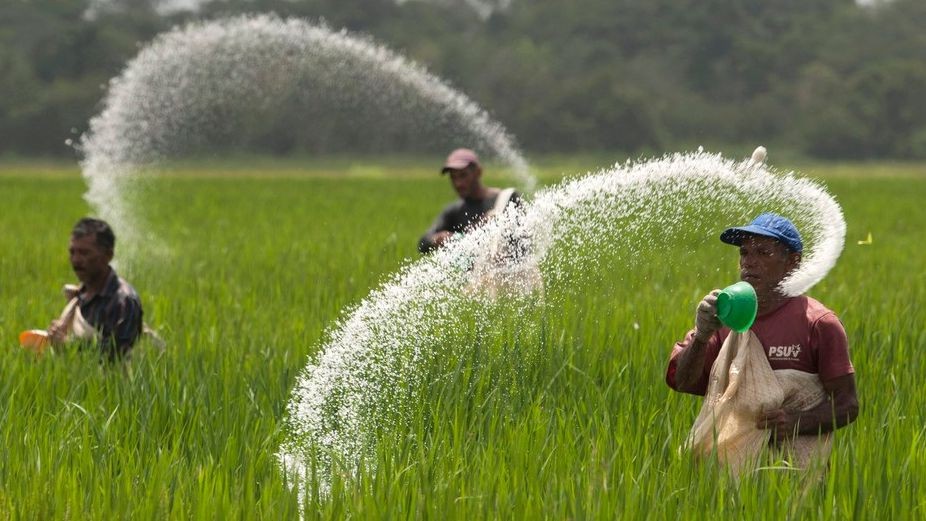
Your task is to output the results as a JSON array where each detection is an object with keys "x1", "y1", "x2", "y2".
[
  {"x1": 277, "y1": 150, "x2": 846, "y2": 495},
  {"x1": 71, "y1": 11, "x2": 846, "y2": 503},
  {"x1": 78, "y1": 15, "x2": 534, "y2": 262}
]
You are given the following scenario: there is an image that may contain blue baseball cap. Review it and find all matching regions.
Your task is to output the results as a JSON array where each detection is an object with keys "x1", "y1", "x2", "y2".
[{"x1": 720, "y1": 213, "x2": 803, "y2": 253}]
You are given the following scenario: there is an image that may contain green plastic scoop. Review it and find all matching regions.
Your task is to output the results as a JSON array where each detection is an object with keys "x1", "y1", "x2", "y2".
[{"x1": 716, "y1": 281, "x2": 758, "y2": 333}]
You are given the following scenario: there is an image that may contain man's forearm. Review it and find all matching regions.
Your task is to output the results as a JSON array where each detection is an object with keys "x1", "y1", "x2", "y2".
[
  {"x1": 674, "y1": 336, "x2": 709, "y2": 392},
  {"x1": 792, "y1": 395, "x2": 859, "y2": 436}
]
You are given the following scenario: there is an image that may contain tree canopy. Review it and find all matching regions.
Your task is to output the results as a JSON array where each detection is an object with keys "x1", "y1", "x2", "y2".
[{"x1": 1, "y1": 0, "x2": 923, "y2": 158}]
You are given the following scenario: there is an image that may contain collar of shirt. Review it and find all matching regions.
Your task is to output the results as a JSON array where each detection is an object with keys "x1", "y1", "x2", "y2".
[{"x1": 78, "y1": 267, "x2": 120, "y2": 305}]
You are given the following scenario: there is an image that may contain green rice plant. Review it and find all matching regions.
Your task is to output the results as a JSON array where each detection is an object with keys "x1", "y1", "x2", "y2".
[{"x1": 0, "y1": 163, "x2": 923, "y2": 519}]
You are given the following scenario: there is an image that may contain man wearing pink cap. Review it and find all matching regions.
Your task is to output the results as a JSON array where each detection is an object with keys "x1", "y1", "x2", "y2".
[{"x1": 418, "y1": 148, "x2": 521, "y2": 253}]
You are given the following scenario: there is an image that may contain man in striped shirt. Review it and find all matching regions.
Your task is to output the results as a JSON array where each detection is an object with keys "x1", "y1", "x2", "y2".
[{"x1": 47, "y1": 218, "x2": 144, "y2": 360}]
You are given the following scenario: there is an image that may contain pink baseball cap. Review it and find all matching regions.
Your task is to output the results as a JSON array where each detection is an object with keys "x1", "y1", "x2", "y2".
[{"x1": 441, "y1": 148, "x2": 480, "y2": 173}]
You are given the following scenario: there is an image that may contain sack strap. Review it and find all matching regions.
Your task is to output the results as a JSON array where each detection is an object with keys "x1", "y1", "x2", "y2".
[
  {"x1": 57, "y1": 297, "x2": 80, "y2": 329},
  {"x1": 490, "y1": 188, "x2": 516, "y2": 217}
]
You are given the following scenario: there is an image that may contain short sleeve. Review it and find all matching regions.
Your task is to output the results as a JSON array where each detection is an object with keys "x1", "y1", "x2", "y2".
[
  {"x1": 812, "y1": 313, "x2": 854, "y2": 382},
  {"x1": 666, "y1": 328, "x2": 723, "y2": 395},
  {"x1": 101, "y1": 295, "x2": 144, "y2": 358},
  {"x1": 418, "y1": 204, "x2": 457, "y2": 253}
]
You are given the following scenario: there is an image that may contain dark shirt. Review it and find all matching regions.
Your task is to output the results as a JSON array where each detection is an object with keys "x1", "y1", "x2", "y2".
[
  {"x1": 418, "y1": 190, "x2": 522, "y2": 253},
  {"x1": 78, "y1": 268, "x2": 144, "y2": 359}
]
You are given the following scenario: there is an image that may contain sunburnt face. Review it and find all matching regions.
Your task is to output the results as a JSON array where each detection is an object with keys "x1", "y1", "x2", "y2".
[
  {"x1": 738, "y1": 234, "x2": 800, "y2": 298},
  {"x1": 69, "y1": 234, "x2": 112, "y2": 285}
]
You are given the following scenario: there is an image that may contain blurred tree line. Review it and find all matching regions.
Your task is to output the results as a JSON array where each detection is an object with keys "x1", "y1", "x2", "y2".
[{"x1": 1, "y1": 0, "x2": 925, "y2": 158}]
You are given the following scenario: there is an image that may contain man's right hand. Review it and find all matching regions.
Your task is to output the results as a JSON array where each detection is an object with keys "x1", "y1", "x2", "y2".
[
  {"x1": 694, "y1": 290, "x2": 722, "y2": 341},
  {"x1": 432, "y1": 230, "x2": 454, "y2": 247},
  {"x1": 47, "y1": 319, "x2": 67, "y2": 346}
]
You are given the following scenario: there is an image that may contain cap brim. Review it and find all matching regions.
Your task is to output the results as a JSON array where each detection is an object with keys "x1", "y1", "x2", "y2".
[
  {"x1": 719, "y1": 225, "x2": 782, "y2": 246},
  {"x1": 441, "y1": 160, "x2": 473, "y2": 174}
]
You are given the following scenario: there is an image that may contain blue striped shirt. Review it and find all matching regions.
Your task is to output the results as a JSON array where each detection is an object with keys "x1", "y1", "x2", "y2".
[{"x1": 77, "y1": 268, "x2": 143, "y2": 359}]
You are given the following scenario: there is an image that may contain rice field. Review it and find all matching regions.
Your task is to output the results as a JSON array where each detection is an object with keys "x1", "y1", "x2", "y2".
[{"x1": 0, "y1": 160, "x2": 923, "y2": 519}]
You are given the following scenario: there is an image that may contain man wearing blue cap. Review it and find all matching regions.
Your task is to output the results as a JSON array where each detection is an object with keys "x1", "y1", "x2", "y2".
[
  {"x1": 666, "y1": 213, "x2": 858, "y2": 467},
  {"x1": 418, "y1": 148, "x2": 521, "y2": 253}
]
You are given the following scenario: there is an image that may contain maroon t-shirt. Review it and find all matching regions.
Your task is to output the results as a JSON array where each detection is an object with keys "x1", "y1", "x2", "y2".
[{"x1": 666, "y1": 296, "x2": 853, "y2": 396}]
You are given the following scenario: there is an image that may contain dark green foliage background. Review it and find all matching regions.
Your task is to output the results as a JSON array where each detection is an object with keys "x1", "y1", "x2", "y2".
[{"x1": 2, "y1": 0, "x2": 925, "y2": 159}]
